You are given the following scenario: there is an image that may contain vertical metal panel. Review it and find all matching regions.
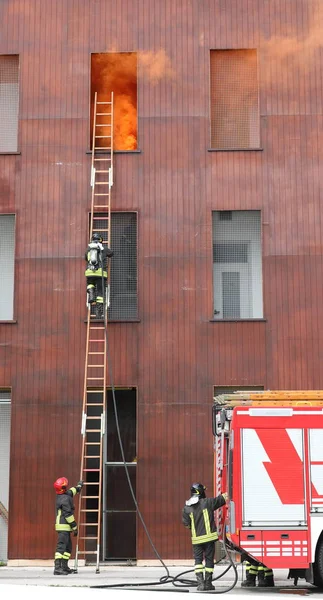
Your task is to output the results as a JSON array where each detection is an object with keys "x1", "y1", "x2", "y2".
[{"x1": 0, "y1": 0, "x2": 321, "y2": 562}]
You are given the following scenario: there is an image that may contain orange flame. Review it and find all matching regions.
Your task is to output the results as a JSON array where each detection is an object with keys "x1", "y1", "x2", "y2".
[{"x1": 91, "y1": 52, "x2": 137, "y2": 151}]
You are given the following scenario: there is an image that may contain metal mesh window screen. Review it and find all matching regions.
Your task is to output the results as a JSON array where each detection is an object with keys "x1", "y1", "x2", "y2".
[
  {"x1": 0, "y1": 390, "x2": 11, "y2": 563},
  {"x1": 92, "y1": 212, "x2": 138, "y2": 320},
  {"x1": 210, "y1": 49, "x2": 259, "y2": 149},
  {"x1": 0, "y1": 56, "x2": 19, "y2": 152},
  {"x1": 0, "y1": 215, "x2": 15, "y2": 320},
  {"x1": 212, "y1": 211, "x2": 263, "y2": 320}
]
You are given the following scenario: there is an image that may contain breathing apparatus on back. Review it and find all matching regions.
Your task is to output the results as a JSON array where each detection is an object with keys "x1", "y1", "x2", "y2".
[{"x1": 88, "y1": 233, "x2": 104, "y2": 271}]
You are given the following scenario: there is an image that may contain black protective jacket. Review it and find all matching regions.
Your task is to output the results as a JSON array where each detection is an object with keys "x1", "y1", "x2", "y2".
[
  {"x1": 55, "y1": 487, "x2": 79, "y2": 533},
  {"x1": 182, "y1": 494, "x2": 226, "y2": 545},
  {"x1": 84, "y1": 243, "x2": 113, "y2": 277}
]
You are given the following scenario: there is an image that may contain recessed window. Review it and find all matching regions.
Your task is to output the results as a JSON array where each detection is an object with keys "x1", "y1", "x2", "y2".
[
  {"x1": 0, "y1": 56, "x2": 19, "y2": 152},
  {"x1": 212, "y1": 211, "x2": 263, "y2": 320},
  {"x1": 210, "y1": 49, "x2": 259, "y2": 150},
  {"x1": 91, "y1": 53, "x2": 138, "y2": 151},
  {"x1": 0, "y1": 215, "x2": 15, "y2": 320},
  {"x1": 92, "y1": 212, "x2": 138, "y2": 320}
]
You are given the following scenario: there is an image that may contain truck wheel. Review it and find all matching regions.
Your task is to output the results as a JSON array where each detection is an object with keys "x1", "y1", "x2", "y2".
[{"x1": 314, "y1": 538, "x2": 323, "y2": 588}]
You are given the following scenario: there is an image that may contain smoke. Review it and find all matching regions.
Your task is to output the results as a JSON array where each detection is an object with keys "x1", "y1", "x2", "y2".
[
  {"x1": 261, "y1": 3, "x2": 323, "y2": 80},
  {"x1": 139, "y1": 49, "x2": 175, "y2": 84}
]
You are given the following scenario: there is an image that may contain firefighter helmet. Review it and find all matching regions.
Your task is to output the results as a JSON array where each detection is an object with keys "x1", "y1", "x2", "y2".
[
  {"x1": 54, "y1": 477, "x2": 68, "y2": 495},
  {"x1": 190, "y1": 483, "x2": 206, "y2": 498},
  {"x1": 92, "y1": 232, "x2": 103, "y2": 243}
]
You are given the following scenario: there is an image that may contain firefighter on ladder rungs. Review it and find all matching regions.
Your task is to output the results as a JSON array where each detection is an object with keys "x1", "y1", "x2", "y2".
[{"x1": 85, "y1": 232, "x2": 114, "y2": 319}]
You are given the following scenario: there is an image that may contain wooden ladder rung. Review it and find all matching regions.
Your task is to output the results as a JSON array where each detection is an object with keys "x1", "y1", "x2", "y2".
[{"x1": 81, "y1": 496, "x2": 100, "y2": 499}]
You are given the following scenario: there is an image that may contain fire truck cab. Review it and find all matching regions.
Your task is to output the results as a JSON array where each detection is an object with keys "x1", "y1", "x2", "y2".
[{"x1": 213, "y1": 391, "x2": 323, "y2": 587}]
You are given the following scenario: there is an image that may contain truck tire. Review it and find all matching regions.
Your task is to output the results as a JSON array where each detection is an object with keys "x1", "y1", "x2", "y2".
[{"x1": 314, "y1": 538, "x2": 323, "y2": 588}]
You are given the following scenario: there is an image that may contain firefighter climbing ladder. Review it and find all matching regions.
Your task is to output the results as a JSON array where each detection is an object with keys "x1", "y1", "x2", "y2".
[{"x1": 75, "y1": 92, "x2": 114, "y2": 573}]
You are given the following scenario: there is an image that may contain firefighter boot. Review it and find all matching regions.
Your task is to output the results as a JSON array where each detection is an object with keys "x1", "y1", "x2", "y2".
[
  {"x1": 258, "y1": 571, "x2": 275, "y2": 587},
  {"x1": 196, "y1": 572, "x2": 205, "y2": 591},
  {"x1": 54, "y1": 559, "x2": 68, "y2": 575},
  {"x1": 241, "y1": 572, "x2": 257, "y2": 587},
  {"x1": 96, "y1": 302, "x2": 104, "y2": 320},
  {"x1": 61, "y1": 558, "x2": 73, "y2": 574},
  {"x1": 204, "y1": 572, "x2": 215, "y2": 591},
  {"x1": 87, "y1": 285, "x2": 96, "y2": 305}
]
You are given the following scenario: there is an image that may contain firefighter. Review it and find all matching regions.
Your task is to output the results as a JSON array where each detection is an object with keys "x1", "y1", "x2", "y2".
[
  {"x1": 182, "y1": 483, "x2": 228, "y2": 591},
  {"x1": 241, "y1": 558, "x2": 275, "y2": 587},
  {"x1": 53, "y1": 477, "x2": 83, "y2": 575},
  {"x1": 85, "y1": 232, "x2": 113, "y2": 319}
]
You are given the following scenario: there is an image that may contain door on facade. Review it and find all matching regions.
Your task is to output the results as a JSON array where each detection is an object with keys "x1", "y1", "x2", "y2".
[
  {"x1": 0, "y1": 391, "x2": 11, "y2": 563},
  {"x1": 102, "y1": 388, "x2": 137, "y2": 560}
]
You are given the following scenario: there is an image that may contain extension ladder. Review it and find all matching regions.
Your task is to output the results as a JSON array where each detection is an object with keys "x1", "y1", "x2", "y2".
[{"x1": 75, "y1": 92, "x2": 114, "y2": 573}]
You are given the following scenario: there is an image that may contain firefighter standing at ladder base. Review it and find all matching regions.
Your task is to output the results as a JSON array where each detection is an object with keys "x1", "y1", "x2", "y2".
[
  {"x1": 85, "y1": 232, "x2": 113, "y2": 320},
  {"x1": 53, "y1": 477, "x2": 83, "y2": 575},
  {"x1": 182, "y1": 483, "x2": 228, "y2": 591},
  {"x1": 241, "y1": 558, "x2": 275, "y2": 587}
]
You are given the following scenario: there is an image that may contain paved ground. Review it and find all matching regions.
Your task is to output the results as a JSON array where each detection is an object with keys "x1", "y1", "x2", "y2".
[{"x1": 0, "y1": 564, "x2": 319, "y2": 598}]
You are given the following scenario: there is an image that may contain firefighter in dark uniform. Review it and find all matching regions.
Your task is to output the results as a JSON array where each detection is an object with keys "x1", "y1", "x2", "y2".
[
  {"x1": 182, "y1": 483, "x2": 228, "y2": 591},
  {"x1": 241, "y1": 558, "x2": 275, "y2": 587},
  {"x1": 53, "y1": 477, "x2": 83, "y2": 575},
  {"x1": 85, "y1": 232, "x2": 113, "y2": 319}
]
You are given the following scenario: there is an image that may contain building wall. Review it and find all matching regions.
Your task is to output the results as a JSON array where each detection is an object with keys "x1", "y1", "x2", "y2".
[{"x1": 0, "y1": 0, "x2": 322, "y2": 560}]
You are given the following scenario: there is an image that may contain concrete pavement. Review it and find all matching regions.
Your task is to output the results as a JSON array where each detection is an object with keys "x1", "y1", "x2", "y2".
[{"x1": 0, "y1": 564, "x2": 318, "y2": 596}]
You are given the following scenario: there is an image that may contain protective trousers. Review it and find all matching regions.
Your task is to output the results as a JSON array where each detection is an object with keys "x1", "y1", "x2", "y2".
[
  {"x1": 193, "y1": 540, "x2": 215, "y2": 572},
  {"x1": 55, "y1": 531, "x2": 72, "y2": 561}
]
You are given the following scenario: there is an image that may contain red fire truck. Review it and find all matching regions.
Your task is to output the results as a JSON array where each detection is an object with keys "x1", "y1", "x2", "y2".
[{"x1": 213, "y1": 391, "x2": 323, "y2": 587}]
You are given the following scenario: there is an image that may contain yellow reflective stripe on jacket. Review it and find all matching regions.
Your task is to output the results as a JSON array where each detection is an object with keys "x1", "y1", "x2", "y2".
[
  {"x1": 55, "y1": 524, "x2": 73, "y2": 531},
  {"x1": 203, "y1": 509, "x2": 211, "y2": 536},
  {"x1": 65, "y1": 515, "x2": 75, "y2": 524},
  {"x1": 55, "y1": 509, "x2": 73, "y2": 531},
  {"x1": 191, "y1": 531, "x2": 218, "y2": 544},
  {"x1": 189, "y1": 513, "x2": 196, "y2": 539},
  {"x1": 190, "y1": 506, "x2": 219, "y2": 544},
  {"x1": 69, "y1": 487, "x2": 77, "y2": 497},
  {"x1": 85, "y1": 268, "x2": 107, "y2": 277}
]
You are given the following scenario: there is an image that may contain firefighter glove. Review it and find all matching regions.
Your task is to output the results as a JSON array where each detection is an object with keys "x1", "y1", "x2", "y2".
[
  {"x1": 77, "y1": 481, "x2": 84, "y2": 489},
  {"x1": 222, "y1": 492, "x2": 228, "y2": 502},
  {"x1": 73, "y1": 529, "x2": 78, "y2": 537}
]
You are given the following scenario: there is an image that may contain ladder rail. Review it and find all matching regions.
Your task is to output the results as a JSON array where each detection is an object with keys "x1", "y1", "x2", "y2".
[
  {"x1": 76, "y1": 92, "x2": 114, "y2": 573},
  {"x1": 90, "y1": 92, "x2": 98, "y2": 239}
]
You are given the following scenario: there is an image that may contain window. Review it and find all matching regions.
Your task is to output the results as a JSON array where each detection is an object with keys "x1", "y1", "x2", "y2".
[
  {"x1": 0, "y1": 390, "x2": 11, "y2": 563},
  {"x1": 212, "y1": 211, "x2": 263, "y2": 320},
  {"x1": 91, "y1": 53, "x2": 138, "y2": 151},
  {"x1": 92, "y1": 212, "x2": 138, "y2": 320},
  {"x1": 0, "y1": 56, "x2": 19, "y2": 152},
  {"x1": 0, "y1": 215, "x2": 15, "y2": 320},
  {"x1": 210, "y1": 49, "x2": 259, "y2": 150}
]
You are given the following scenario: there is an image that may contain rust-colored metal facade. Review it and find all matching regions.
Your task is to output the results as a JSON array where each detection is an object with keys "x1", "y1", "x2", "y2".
[{"x1": 0, "y1": 0, "x2": 322, "y2": 561}]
